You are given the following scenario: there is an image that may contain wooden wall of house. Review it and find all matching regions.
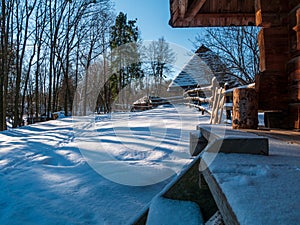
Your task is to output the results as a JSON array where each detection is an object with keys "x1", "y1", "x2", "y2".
[
  {"x1": 255, "y1": 0, "x2": 300, "y2": 129},
  {"x1": 255, "y1": 1, "x2": 290, "y2": 114},
  {"x1": 288, "y1": 4, "x2": 300, "y2": 129}
]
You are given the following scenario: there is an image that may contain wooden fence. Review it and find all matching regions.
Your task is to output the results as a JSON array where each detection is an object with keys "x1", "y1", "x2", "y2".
[{"x1": 184, "y1": 78, "x2": 255, "y2": 125}]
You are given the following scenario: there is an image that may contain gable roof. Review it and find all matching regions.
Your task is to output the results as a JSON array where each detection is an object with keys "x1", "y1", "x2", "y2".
[{"x1": 168, "y1": 45, "x2": 241, "y2": 91}]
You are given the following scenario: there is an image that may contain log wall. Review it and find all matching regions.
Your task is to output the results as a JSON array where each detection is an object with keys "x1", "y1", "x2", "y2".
[
  {"x1": 255, "y1": 0, "x2": 300, "y2": 129},
  {"x1": 288, "y1": 5, "x2": 300, "y2": 129}
]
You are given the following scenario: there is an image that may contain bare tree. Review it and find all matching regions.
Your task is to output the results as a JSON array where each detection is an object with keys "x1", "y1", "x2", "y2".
[
  {"x1": 78, "y1": 2, "x2": 113, "y2": 115},
  {"x1": 0, "y1": 0, "x2": 115, "y2": 129},
  {"x1": 0, "y1": 0, "x2": 9, "y2": 130},
  {"x1": 194, "y1": 27, "x2": 260, "y2": 85},
  {"x1": 12, "y1": 0, "x2": 37, "y2": 127},
  {"x1": 145, "y1": 37, "x2": 176, "y2": 96}
]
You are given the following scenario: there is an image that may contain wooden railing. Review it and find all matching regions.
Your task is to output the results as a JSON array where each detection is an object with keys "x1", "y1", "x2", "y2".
[{"x1": 184, "y1": 77, "x2": 255, "y2": 125}]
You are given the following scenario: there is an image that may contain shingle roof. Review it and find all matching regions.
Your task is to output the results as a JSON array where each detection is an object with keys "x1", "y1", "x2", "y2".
[{"x1": 168, "y1": 45, "x2": 241, "y2": 91}]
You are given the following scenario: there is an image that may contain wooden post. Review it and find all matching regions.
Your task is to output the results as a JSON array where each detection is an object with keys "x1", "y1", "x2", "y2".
[
  {"x1": 232, "y1": 88, "x2": 258, "y2": 129},
  {"x1": 224, "y1": 82, "x2": 231, "y2": 121},
  {"x1": 293, "y1": 8, "x2": 300, "y2": 50}
]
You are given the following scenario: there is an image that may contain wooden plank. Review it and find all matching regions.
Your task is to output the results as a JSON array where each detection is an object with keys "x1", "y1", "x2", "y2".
[
  {"x1": 294, "y1": 9, "x2": 300, "y2": 50},
  {"x1": 185, "y1": 96, "x2": 212, "y2": 103},
  {"x1": 217, "y1": 96, "x2": 225, "y2": 124},
  {"x1": 209, "y1": 87, "x2": 219, "y2": 124},
  {"x1": 207, "y1": 138, "x2": 269, "y2": 155},
  {"x1": 131, "y1": 157, "x2": 218, "y2": 224},
  {"x1": 255, "y1": 0, "x2": 289, "y2": 27},
  {"x1": 170, "y1": 0, "x2": 256, "y2": 27},
  {"x1": 212, "y1": 88, "x2": 223, "y2": 124},
  {"x1": 163, "y1": 157, "x2": 218, "y2": 222},
  {"x1": 171, "y1": 13, "x2": 255, "y2": 27},
  {"x1": 184, "y1": 103, "x2": 211, "y2": 114},
  {"x1": 200, "y1": 160, "x2": 239, "y2": 225},
  {"x1": 255, "y1": 0, "x2": 289, "y2": 13},
  {"x1": 197, "y1": 125, "x2": 269, "y2": 155},
  {"x1": 179, "y1": 0, "x2": 188, "y2": 18},
  {"x1": 193, "y1": 13, "x2": 255, "y2": 26},
  {"x1": 185, "y1": 0, "x2": 207, "y2": 21},
  {"x1": 185, "y1": 85, "x2": 213, "y2": 94},
  {"x1": 190, "y1": 131, "x2": 208, "y2": 156}
]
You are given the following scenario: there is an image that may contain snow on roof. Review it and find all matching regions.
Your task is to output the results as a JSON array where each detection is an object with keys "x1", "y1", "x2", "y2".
[{"x1": 168, "y1": 45, "x2": 241, "y2": 91}]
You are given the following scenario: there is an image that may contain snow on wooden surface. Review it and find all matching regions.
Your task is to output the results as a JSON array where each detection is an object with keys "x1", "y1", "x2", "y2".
[{"x1": 201, "y1": 137, "x2": 300, "y2": 225}]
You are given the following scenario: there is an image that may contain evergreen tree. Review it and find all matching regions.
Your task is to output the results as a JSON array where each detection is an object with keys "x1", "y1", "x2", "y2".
[{"x1": 109, "y1": 12, "x2": 143, "y2": 110}]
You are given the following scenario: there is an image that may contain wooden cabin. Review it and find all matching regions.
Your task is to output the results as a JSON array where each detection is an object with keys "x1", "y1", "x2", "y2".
[{"x1": 169, "y1": 0, "x2": 300, "y2": 130}]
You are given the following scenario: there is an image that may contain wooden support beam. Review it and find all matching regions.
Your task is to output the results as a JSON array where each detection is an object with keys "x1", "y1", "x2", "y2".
[
  {"x1": 185, "y1": 0, "x2": 207, "y2": 21},
  {"x1": 255, "y1": 0, "x2": 289, "y2": 27},
  {"x1": 293, "y1": 8, "x2": 300, "y2": 50},
  {"x1": 179, "y1": 0, "x2": 188, "y2": 18},
  {"x1": 173, "y1": 13, "x2": 255, "y2": 27}
]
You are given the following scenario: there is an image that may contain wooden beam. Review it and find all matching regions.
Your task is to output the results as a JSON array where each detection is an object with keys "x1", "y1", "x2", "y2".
[
  {"x1": 172, "y1": 13, "x2": 255, "y2": 27},
  {"x1": 186, "y1": 0, "x2": 207, "y2": 21},
  {"x1": 200, "y1": 160, "x2": 240, "y2": 225},
  {"x1": 179, "y1": 0, "x2": 188, "y2": 18}
]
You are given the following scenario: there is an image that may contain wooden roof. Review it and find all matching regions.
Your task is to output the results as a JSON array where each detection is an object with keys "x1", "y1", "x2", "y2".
[
  {"x1": 168, "y1": 45, "x2": 241, "y2": 91},
  {"x1": 169, "y1": 0, "x2": 256, "y2": 27}
]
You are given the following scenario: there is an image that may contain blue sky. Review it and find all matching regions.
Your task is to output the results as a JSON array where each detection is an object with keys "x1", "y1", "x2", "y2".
[{"x1": 114, "y1": 0, "x2": 204, "y2": 51}]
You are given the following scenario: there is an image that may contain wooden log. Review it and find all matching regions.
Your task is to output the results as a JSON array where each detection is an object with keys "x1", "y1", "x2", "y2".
[
  {"x1": 289, "y1": 103, "x2": 300, "y2": 129},
  {"x1": 287, "y1": 56, "x2": 300, "y2": 82},
  {"x1": 258, "y1": 27, "x2": 289, "y2": 72},
  {"x1": 292, "y1": 8, "x2": 300, "y2": 49},
  {"x1": 232, "y1": 88, "x2": 258, "y2": 129},
  {"x1": 255, "y1": 71, "x2": 289, "y2": 111},
  {"x1": 255, "y1": 0, "x2": 289, "y2": 27}
]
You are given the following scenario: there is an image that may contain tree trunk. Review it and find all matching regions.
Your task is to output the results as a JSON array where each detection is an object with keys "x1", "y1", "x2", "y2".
[{"x1": 0, "y1": 0, "x2": 7, "y2": 130}]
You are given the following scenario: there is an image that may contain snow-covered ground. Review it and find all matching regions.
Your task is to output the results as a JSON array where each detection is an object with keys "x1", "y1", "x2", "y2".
[{"x1": 0, "y1": 105, "x2": 207, "y2": 225}]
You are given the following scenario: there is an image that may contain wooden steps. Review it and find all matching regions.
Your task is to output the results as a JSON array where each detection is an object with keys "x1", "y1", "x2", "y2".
[
  {"x1": 192, "y1": 124, "x2": 270, "y2": 225},
  {"x1": 131, "y1": 157, "x2": 218, "y2": 225},
  {"x1": 190, "y1": 125, "x2": 269, "y2": 156},
  {"x1": 133, "y1": 125, "x2": 270, "y2": 224}
]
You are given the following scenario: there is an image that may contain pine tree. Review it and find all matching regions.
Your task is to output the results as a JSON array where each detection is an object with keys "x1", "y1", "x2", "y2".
[{"x1": 109, "y1": 12, "x2": 143, "y2": 110}]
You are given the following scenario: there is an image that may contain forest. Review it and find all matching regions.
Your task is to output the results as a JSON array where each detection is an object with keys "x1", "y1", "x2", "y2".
[{"x1": 0, "y1": 0, "x2": 177, "y2": 131}]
